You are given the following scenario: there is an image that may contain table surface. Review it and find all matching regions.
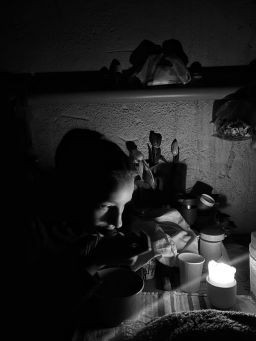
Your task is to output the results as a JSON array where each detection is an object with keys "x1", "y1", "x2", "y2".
[
  {"x1": 143, "y1": 235, "x2": 252, "y2": 295},
  {"x1": 74, "y1": 236, "x2": 256, "y2": 341},
  {"x1": 73, "y1": 292, "x2": 256, "y2": 341}
]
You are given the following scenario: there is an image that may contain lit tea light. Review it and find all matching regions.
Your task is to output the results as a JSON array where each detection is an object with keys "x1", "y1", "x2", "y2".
[
  {"x1": 206, "y1": 260, "x2": 237, "y2": 309},
  {"x1": 208, "y1": 260, "x2": 236, "y2": 287}
]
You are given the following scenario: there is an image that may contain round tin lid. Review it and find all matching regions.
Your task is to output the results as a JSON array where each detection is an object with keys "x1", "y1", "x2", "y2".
[
  {"x1": 200, "y1": 226, "x2": 225, "y2": 242},
  {"x1": 199, "y1": 194, "x2": 215, "y2": 207}
]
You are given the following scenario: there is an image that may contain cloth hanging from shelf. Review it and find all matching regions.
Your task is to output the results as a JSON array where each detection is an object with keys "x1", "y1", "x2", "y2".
[
  {"x1": 128, "y1": 39, "x2": 191, "y2": 87},
  {"x1": 135, "y1": 53, "x2": 191, "y2": 86},
  {"x1": 212, "y1": 84, "x2": 256, "y2": 142}
]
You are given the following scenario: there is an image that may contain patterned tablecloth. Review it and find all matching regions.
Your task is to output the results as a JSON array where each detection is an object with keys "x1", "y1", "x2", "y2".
[{"x1": 73, "y1": 291, "x2": 256, "y2": 341}]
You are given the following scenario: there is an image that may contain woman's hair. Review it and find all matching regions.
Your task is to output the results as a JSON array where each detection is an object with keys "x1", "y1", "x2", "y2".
[{"x1": 55, "y1": 128, "x2": 135, "y2": 206}]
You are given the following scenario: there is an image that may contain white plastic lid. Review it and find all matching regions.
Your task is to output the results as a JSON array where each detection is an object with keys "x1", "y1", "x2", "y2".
[{"x1": 200, "y1": 226, "x2": 225, "y2": 242}]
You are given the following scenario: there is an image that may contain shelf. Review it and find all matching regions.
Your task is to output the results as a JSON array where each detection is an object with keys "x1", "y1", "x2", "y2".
[
  {"x1": 28, "y1": 86, "x2": 242, "y2": 104},
  {"x1": 3, "y1": 64, "x2": 256, "y2": 103}
]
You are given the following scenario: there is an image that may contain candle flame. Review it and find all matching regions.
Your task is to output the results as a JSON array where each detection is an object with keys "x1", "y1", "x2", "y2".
[{"x1": 208, "y1": 260, "x2": 236, "y2": 286}]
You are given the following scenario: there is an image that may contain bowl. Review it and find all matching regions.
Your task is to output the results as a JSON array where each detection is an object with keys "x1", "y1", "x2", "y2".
[{"x1": 86, "y1": 267, "x2": 144, "y2": 327}]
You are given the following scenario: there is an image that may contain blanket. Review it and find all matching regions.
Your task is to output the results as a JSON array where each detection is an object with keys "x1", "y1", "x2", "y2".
[
  {"x1": 125, "y1": 309, "x2": 256, "y2": 341},
  {"x1": 74, "y1": 292, "x2": 256, "y2": 341}
]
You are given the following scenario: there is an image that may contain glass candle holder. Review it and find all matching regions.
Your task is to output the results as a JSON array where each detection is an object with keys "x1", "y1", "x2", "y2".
[
  {"x1": 206, "y1": 260, "x2": 237, "y2": 309},
  {"x1": 206, "y1": 276, "x2": 237, "y2": 309}
]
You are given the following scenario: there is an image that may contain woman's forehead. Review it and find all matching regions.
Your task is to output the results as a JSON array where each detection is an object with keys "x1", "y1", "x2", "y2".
[{"x1": 102, "y1": 178, "x2": 134, "y2": 204}]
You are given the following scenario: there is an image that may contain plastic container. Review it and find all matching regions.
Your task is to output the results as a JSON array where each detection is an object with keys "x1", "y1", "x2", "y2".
[
  {"x1": 249, "y1": 231, "x2": 256, "y2": 298},
  {"x1": 199, "y1": 226, "x2": 226, "y2": 270}
]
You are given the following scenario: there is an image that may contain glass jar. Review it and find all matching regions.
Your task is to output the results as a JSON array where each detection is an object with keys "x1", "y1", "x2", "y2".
[{"x1": 178, "y1": 197, "x2": 198, "y2": 226}]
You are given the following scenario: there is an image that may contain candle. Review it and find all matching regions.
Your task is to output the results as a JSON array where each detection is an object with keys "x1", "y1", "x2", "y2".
[
  {"x1": 206, "y1": 260, "x2": 237, "y2": 309},
  {"x1": 208, "y1": 260, "x2": 236, "y2": 287}
]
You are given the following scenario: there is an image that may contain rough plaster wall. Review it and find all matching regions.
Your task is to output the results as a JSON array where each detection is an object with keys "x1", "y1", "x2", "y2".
[
  {"x1": 3, "y1": 0, "x2": 256, "y2": 233},
  {"x1": 2, "y1": 0, "x2": 256, "y2": 72},
  {"x1": 28, "y1": 99, "x2": 256, "y2": 233}
]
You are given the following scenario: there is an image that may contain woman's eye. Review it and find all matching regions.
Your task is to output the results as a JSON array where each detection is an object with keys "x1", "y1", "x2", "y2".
[{"x1": 98, "y1": 204, "x2": 110, "y2": 210}]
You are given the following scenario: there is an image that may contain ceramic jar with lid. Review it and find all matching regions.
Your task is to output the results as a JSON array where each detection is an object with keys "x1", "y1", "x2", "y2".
[{"x1": 199, "y1": 226, "x2": 226, "y2": 269}]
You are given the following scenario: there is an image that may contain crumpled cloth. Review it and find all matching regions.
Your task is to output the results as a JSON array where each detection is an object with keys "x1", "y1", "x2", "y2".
[
  {"x1": 131, "y1": 209, "x2": 199, "y2": 270},
  {"x1": 135, "y1": 53, "x2": 191, "y2": 86},
  {"x1": 152, "y1": 209, "x2": 199, "y2": 267}
]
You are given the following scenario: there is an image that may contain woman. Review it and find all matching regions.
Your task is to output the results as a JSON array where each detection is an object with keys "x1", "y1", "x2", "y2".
[{"x1": 23, "y1": 128, "x2": 148, "y2": 341}]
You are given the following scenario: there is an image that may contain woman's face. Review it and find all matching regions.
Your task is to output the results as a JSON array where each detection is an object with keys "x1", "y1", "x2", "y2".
[{"x1": 92, "y1": 177, "x2": 134, "y2": 234}]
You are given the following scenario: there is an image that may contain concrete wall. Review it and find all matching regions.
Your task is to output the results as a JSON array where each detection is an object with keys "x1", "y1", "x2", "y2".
[
  {"x1": 3, "y1": 0, "x2": 256, "y2": 232},
  {"x1": 27, "y1": 93, "x2": 256, "y2": 234},
  {"x1": 2, "y1": 0, "x2": 256, "y2": 72}
]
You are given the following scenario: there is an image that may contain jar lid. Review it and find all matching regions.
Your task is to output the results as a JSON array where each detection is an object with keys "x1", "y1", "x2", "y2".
[
  {"x1": 199, "y1": 194, "x2": 215, "y2": 207},
  {"x1": 200, "y1": 226, "x2": 225, "y2": 242}
]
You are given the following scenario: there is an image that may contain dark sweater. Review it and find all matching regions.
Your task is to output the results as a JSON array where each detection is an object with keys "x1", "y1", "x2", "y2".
[{"x1": 21, "y1": 212, "x2": 103, "y2": 341}]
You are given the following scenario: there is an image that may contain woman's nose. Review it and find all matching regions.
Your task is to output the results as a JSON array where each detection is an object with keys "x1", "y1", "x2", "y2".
[
  {"x1": 115, "y1": 211, "x2": 123, "y2": 229},
  {"x1": 109, "y1": 208, "x2": 123, "y2": 229}
]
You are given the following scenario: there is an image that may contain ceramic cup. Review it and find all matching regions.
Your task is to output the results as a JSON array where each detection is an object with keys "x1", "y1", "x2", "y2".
[{"x1": 178, "y1": 252, "x2": 205, "y2": 293}]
